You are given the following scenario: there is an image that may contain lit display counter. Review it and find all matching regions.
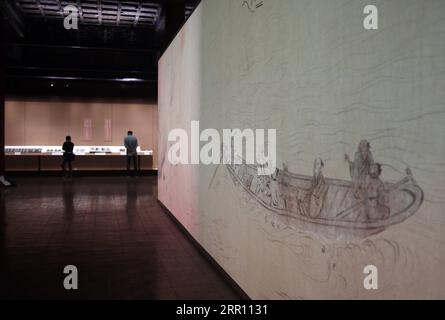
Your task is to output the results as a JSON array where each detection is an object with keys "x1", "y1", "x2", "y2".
[{"x1": 5, "y1": 146, "x2": 154, "y2": 172}]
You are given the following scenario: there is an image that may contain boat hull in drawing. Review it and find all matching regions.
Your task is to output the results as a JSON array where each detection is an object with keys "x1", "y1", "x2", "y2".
[{"x1": 226, "y1": 163, "x2": 424, "y2": 241}]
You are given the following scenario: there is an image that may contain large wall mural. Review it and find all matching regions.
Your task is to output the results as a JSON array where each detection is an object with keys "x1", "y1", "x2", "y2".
[{"x1": 159, "y1": 0, "x2": 445, "y2": 299}]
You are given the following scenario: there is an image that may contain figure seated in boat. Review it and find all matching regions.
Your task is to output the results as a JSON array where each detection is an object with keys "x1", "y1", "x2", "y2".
[
  {"x1": 250, "y1": 163, "x2": 270, "y2": 194},
  {"x1": 235, "y1": 161, "x2": 253, "y2": 188},
  {"x1": 364, "y1": 163, "x2": 390, "y2": 220},
  {"x1": 270, "y1": 169, "x2": 286, "y2": 209},
  {"x1": 297, "y1": 158, "x2": 329, "y2": 218},
  {"x1": 250, "y1": 168, "x2": 286, "y2": 209},
  {"x1": 345, "y1": 139, "x2": 374, "y2": 199},
  {"x1": 251, "y1": 173, "x2": 265, "y2": 194},
  {"x1": 257, "y1": 176, "x2": 272, "y2": 204}
]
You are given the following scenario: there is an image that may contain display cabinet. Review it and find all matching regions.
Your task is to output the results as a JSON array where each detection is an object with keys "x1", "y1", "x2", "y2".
[{"x1": 5, "y1": 145, "x2": 154, "y2": 172}]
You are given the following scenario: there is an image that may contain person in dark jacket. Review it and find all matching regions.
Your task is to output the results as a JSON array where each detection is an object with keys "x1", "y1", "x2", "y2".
[
  {"x1": 61, "y1": 136, "x2": 75, "y2": 178},
  {"x1": 124, "y1": 131, "x2": 139, "y2": 175}
]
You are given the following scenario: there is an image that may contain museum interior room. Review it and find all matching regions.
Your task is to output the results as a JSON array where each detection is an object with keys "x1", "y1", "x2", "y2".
[{"x1": 1, "y1": 0, "x2": 444, "y2": 302}]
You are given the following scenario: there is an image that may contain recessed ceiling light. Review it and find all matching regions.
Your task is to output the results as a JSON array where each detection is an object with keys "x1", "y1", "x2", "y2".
[{"x1": 120, "y1": 78, "x2": 145, "y2": 82}]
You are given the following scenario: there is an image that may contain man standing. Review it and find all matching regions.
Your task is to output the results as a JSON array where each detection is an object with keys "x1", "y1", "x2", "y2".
[
  {"x1": 345, "y1": 139, "x2": 374, "y2": 198},
  {"x1": 124, "y1": 131, "x2": 139, "y2": 175},
  {"x1": 61, "y1": 135, "x2": 75, "y2": 178}
]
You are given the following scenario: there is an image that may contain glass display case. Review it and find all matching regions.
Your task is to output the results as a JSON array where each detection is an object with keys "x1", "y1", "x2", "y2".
[{"x1": 5, "y1": 146, "x2": 154, "y2": 171}]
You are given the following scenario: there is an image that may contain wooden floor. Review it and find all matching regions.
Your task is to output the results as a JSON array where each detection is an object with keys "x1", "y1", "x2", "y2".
[{"x1": 0, "y1": 176, "x2": 241, "y2": 300}]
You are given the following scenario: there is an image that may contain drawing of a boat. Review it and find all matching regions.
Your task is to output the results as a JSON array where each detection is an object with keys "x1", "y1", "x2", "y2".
[{"x1": 226, "y1": 162, "x2": 424, "y2": 240}]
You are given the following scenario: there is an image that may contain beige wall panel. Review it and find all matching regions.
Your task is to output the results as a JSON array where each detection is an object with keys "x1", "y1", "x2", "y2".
[
  {"x1": 5, "y1": 99, "x2": 158, "y2": 170},
  {"x1": 24, "y1": 101, "x2": 69, "y2": 145},
  {"x1": 5, "y1": 100, "x2": 26, "y2": 145},
  {"x1": 91, "y1": 102, "x2": 112, "y2": 145},
  {"x1": 111, "y1": 103, "x2": 154, "y2": 150},
  {"x1": 65, "y1": 102, "x2": 84, "y2": 145},
  {"x1": 67, "y1": 102, "x2": 111, "y2": 146}
]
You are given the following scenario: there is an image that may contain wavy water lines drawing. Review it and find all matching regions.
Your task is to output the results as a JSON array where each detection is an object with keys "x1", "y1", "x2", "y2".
[{"x1": 219, "y1": 183, "x2": 422, "y2": 296}]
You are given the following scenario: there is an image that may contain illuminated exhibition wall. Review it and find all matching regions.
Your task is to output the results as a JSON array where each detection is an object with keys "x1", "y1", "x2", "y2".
[
  {"x1": 158, "y1": 0, "x2": 445, "y2": 298},
  {"x1": 5, "y1": 99, "x2": 158, "y2": 168}
]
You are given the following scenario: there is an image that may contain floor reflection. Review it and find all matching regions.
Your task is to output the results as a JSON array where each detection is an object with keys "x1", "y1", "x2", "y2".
[
  {"x1": 0, "y1": 176, "x2": 240, "y2": 300},
  {"x1": 62, "y1": 180, "x2": 74, "y2": 222},
  {"x1": 125, "y1": 178, "x2": 138, "y2": 226}
]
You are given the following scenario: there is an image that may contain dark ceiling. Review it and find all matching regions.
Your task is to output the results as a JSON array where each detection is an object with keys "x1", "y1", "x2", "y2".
[{"x1": 2, "y1": 0, "x2": 199, "y2": 100}]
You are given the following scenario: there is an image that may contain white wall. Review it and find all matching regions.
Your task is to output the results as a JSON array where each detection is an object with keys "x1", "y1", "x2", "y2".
[{"x1": 158, "y1": 0, "x2": 445, "y2": 299}]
